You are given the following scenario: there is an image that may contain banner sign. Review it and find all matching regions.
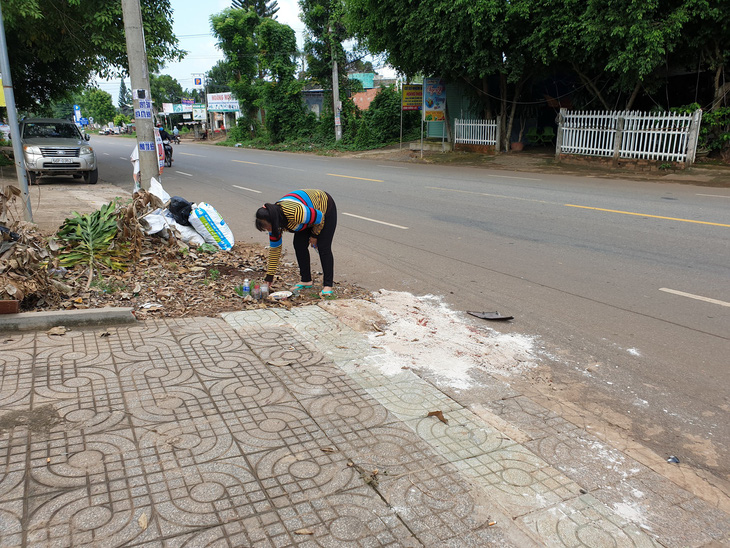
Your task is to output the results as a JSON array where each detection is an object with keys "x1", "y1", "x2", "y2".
[
  {"x1": 423, "y1": 77, "x2": 446, "y2": 121},
  {"x1": 402, "y1": 84, "x2": 422, "y2": 111},
  {"x1": 193, "y1": 103, "x2": 207, "y2": 121},
  {"x1": 163, "y1": 103, "x2": 193, "y2": 114},
  {"x1": 207, "y1": 92, "x2": 240, "y2": 112}
]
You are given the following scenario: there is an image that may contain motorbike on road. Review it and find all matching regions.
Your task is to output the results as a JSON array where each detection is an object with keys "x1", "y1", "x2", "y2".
[{"x1": 162, "y1": 139, "x2": 173, "y2": 168}]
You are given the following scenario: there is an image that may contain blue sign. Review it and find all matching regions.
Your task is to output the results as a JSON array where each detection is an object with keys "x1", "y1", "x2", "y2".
[
  {"x1": 139, "y1": 142, "x2": 155, "y2": 152},
  {"x1": 79, "y1": 117, "x2": 89, "y2": 126},
  {"x1": 73, "y1": 104, "x2": 80, "y2": 111}
]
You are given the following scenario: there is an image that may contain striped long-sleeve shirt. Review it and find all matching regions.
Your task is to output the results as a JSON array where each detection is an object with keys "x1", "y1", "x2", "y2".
[{"x1": 266, "y1": 189, "x2": 329, "y2": 278}]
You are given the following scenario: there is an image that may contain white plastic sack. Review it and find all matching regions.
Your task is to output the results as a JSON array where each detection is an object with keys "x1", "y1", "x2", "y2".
[
  {"x1": 149, "y1": 177, "x2": 171, "y2": 203},
  {"x1": 141, "y1": 208, "x2": 168, "y2": 235},
  {"x1": 160, "y1": 209, "x2": 204, "y2": 246},
  {"x1": 188, "y1": 202, "x2": 234, "y2": 250}
]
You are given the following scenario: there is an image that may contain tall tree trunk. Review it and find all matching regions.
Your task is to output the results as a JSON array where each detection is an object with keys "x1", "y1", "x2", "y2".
[
  {"x1": 712, "y1": 62, "x2": 729, "y2": 110},
  {"x1": 504, "y1": 79, "x2": 525, "y2": 152},
  {"x1": 500, "y1": 73, "x2": 508, "y2": 151},
  {"x1": 572, "y1": 63, "x2": 610, "y2": 110},
  {"x1": 625, "y1": 81, "x2": 642, "y2": 111}
]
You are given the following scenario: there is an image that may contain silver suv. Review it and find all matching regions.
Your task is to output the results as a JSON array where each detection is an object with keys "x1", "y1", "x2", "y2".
[{"x1": 20, "y1": 118, "x2": 98, "y2": 184}]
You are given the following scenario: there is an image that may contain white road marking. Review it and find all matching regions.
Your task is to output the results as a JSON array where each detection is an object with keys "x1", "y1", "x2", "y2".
[
  {"x1": 232, "y1": 159, "x2": 304, "y2": 171},
  {"x1": 103, "y1": 152, "x2": 110, "y2": 155},
  {"x1": 697, "y1": 193, "x2": 730, "y2": 198},
  {"x1": 659, "y1": 288, "x2": 730, "y2": 307},
  {"x1": 119, "y1": 157, "x2": 128, "y2": 160},
  {"x1": 485, "y1": 174, "x2": 542, "y2": 181},
  {"x1": 175, "y1": 171, "x2": 193, "y2": 177},
  {"x1": 179, "y1": 152, "x2": 206, "y2": 157},
  {"x1": 342, "y1": 212, "x2": 408, "y2": 229},
  {"x1": 232, "y1": 185, "x2": 261, "y2": 194},
  {"x1": 377, "y1": 165, "x2": 407, "y2": 169}
]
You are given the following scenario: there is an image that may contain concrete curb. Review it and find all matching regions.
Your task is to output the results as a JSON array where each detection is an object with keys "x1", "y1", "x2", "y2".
[{"x1": 0, "y1": 307, "x2": 137, "y2": 332}]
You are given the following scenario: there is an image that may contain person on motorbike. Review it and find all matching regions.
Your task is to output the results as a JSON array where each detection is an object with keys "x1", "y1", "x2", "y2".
[
  {"x1": 157, "y1": 123, "x2": 173, "y2": 166},
  {"x1": 171, "y1": 125, "x2": 180, "y2": 144}
]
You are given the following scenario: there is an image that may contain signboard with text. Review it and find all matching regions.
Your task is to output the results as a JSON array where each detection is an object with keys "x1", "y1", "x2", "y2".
[
  {"x1": 423, "y1": 77, "x2": 446, "y2": 121},
  {"x1": 402, "y1": 84, "x2": 423, "y2": 111},
  {"x1": 207, "y1": 92, "x2": 240, "y2": 112},
  {"x1": 192, "y1": 103, "x2": 207, "y2": 121}
]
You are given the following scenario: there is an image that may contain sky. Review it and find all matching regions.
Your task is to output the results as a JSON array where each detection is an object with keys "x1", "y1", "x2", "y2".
[
  {"x1": 97, "y1": 0, "x2": 392, "y2": 106},
  {"x1": 97, "y1": 0, "x2": 309, "y2": 105}
]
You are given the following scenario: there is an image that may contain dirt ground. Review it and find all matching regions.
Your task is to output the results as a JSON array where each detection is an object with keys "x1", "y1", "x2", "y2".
[{"x1": 37, "y1": 239, "x2": 373, "y2": 320}]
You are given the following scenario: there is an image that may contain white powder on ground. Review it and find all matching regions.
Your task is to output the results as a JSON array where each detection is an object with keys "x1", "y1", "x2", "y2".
[{"x1": 368, "y1": 290, "x2": 537, "y2": 387}]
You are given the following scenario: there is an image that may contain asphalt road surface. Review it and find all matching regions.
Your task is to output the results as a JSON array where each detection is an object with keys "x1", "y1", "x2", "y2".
[{"x1": 92, "y1": 135, "x2": 730, "y2": 483}]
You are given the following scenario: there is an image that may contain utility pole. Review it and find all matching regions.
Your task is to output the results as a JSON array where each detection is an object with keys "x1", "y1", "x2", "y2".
[
  {"x1": 329, "y1": 25, "x2": 342, "y2": 141},
  {"x1": 0, "y1": 2, "x2": 32, "y2": 221},
  {"x1": 122, "y1": 0, "x2": 158, "y2": 191}
]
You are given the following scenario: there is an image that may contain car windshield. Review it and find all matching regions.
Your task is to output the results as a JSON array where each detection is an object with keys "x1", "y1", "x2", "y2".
[{"x1": 23, "y1": 123, "x2": 80, "y2": 139}]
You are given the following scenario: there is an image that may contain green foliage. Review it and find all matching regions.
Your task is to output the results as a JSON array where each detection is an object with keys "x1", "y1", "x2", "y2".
[
  {"x1": 231, "y1": 0, "x2": 280, "y2": 17},
  {"x1": 56, "y1": 203, "x2": 128, "y2": 284},
  {"x1": 82, "y1": 89, "x2": 116, "y2": 125},
  {"x1": 212, "y1": 8, "x2": 306, "y2": 142},
  {"x1": 673, "y1": 103, "x2": 730, "y2": 152},
  {"x1": 3, "y1": 0, "x2": 184, "y2": 111},
  {"x1": 150, "y1": 74, "x2": 184, "y2": 107},
  {"x1": 118, "y1": 80, "x2": 132, "y2": 109},
  {"x1": 114, "y1": 114, "x2": 131, "y2": 127}
]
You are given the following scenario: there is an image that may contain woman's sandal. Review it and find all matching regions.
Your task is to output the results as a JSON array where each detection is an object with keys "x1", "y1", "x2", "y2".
[
  {"x1": 293, "y1": 283, "x2": 313, "y2": 289},
  {"x1": 320, "y1": 289, "x2": 334, "y2": 297}
]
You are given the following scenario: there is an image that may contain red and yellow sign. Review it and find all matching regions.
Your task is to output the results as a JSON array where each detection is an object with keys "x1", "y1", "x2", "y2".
[{"x1": 402, "y1": 84, "x2": 422, "y2": 111}]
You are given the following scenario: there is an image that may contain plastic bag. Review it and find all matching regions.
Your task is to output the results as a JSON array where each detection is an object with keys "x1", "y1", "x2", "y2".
[
  {"x1": 188, "y1": 202, "x2": 234, "y2": 251},
  {"x1": 149, "y1": 177, "x2": 171, "y2": 203},
  {"x1": 140, "y1": 208, "x2": 168, "y2": 235},
  {"x1": 169, "y1": 196, "x2": 193, "y2": 226}
]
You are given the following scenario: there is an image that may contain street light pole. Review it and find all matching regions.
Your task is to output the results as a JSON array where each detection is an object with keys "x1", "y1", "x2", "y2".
[
  {"x1": 0, "y1": 1, "x2": 32, "y2": 221},
  {"x1": 121, "y1": 0, "x2": 158, "y2": 191}
]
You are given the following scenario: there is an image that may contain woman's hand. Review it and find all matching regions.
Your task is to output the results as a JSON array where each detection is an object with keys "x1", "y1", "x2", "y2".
[{"x1": 309, "y1": 236, "x2": 318, "y2": 249}]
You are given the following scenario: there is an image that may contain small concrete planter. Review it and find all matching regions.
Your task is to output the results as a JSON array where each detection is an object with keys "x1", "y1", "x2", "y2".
[{"x1": 0, "y1": 300, "x2": 20, "y2": 314}]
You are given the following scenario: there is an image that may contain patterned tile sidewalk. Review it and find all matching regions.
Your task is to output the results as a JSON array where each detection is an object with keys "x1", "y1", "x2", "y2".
[{"x1": 0, "y1": 306, "x2": 726, "y2": 547}]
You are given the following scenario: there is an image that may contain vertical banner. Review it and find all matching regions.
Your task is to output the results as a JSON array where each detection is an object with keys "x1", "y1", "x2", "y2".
[
  {"x1": 401, "y1": 84, "x2": 423, "y2": 111},
  {"x1": 423, "y1": 78, "x2": 446, "y2": 121},
  {"x1": 154, "y1": 127, "x2": 164, "y2": 170}
]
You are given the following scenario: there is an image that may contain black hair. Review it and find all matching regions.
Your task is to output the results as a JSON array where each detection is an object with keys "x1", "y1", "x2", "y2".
[{"x1": 255, "y1": 203, "x2": 285, "y2": 235}]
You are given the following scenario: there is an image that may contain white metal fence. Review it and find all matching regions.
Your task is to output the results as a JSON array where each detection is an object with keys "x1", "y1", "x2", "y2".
[
  {"x1": 454, "y1": 118, "x2": 499, "y2": 146},
  {"x1": 557, "y1": 109, "x2": 702, "y2": 164}
]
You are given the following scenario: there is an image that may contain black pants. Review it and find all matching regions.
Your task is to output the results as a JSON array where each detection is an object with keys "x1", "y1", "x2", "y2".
[{"x1": 292, "y1": 193, "x2": 337, "y2": 287}]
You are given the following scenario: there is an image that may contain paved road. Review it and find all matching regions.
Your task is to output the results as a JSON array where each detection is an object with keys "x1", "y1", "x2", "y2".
[{"x1": 91, "y1": 135, "x2": 730, "y2": 483}]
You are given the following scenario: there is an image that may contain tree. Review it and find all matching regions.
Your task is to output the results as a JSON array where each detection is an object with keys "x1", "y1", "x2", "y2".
[
  {"x1": 118, "y1": 80, "x2": 132, "y2": 110},
  {"x1": 211, "y1": 9, "x2": 306, "y2": 142},
  {"x1": 3, "y1": 0, "x2": 184, "y2": 111},
  {"x1": 231, "y1": 0, "x2": 280, "y2": 18},
  {"x1": 81, "y1": 89, "x2": 116, "y2": 125},
  {"x1": 150, "y1": 74, "x2": 184, "y2": 107},
  {"x1": 206, "y1": 60, "x2": 235, "y2": 93}
]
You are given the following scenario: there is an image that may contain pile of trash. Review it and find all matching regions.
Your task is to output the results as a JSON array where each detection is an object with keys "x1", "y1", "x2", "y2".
[
  {"x1": 1, "y1": 185, "x2": 64, "y2": 308},
  {"x1": 1, "y1": 181, "x2": 371, "y2": 317},
  {"x1": 138, "y1": 178, "x2": 235, "y2": 251}
]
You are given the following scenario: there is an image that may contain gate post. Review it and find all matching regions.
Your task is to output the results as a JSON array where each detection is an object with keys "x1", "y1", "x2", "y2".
[
  {"x1": 612, "y1": 114, "x2": 624, "y2": 166},
  {"x1": 555, "y1": 108, "x2": 567, "y2": 161},
  {"x1": 686, "y1": 109, "x2": 703, "y2": 165}
]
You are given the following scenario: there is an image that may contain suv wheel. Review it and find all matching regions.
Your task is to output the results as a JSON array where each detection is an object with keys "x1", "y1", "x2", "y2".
[
  {"x1": 26, "y1": 170, "x2": 37, "y2": 185},
  {"x1": 83, "y1": 168, "x2": 98, "y2": 185}
]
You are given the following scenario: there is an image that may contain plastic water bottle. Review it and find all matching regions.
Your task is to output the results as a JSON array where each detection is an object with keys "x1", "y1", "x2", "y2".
[
  {"x1": 261, "y1": 283, "x2": 269, "y2": 299},
  {"x1": 252, "y1": 283, "x2": 261, "y2": 300},
  {"x1": 243, "y1": 279, "x2": 250, "y2": 294}
]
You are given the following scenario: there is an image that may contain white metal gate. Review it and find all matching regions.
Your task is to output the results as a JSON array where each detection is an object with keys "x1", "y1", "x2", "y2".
[{"x1": 454, "y1": 118, "x2": 499, "y2": 146}]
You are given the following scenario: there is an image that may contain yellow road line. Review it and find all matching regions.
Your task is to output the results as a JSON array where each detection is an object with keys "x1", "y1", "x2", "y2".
[
  {"x1": 327, "y1": 173, "x2": 384, "y2": 182},
  {"x1": 564, "y1": 204, "x2": 730, "y2": 227}
]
